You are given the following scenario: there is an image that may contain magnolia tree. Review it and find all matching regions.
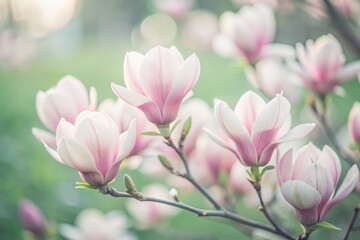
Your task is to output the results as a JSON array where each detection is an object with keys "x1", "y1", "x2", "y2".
[{"x1": 24, "y1": 2, "x2": 360, "y2": 240}]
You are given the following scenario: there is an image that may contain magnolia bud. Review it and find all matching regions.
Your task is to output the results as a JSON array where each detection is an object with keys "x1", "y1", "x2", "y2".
[
  {"x1": 169, "y1": 188, "x2": 179, "y2": 202},
  {"x1": 158, "y1": 155, "x2": 174, "y2": 172},
  {"x1": 19, "y1": 199, "x2": 47, "y2": 238},
  {"x1": 124, "y1": 174, "x2": 137, "y2": 194}
]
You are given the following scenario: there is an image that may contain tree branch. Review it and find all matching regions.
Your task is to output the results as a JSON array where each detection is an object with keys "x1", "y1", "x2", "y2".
[{"x1": 343, "y1": 206, "x2": 360, "y2": 240}]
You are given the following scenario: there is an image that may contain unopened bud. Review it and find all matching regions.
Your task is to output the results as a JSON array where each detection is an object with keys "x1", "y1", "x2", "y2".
[
  {"x1": 19, "y1": 199, "x2": 48, "y2": 238},
  {"x1": 306, "y1": 95, "x2": 317, "y2": 113},
  {"x1": 124, "y1": 174, "x2": 137, "y2": 194},
  {"x1": 180, "y1": 117, "x2": 192, "y2": 142},
  {"x1": 169, "y1": 188, "x2": 179, "y2": 202},
  {"x1": 158, "y1": 155, "x2": 174, "y2": 172}
]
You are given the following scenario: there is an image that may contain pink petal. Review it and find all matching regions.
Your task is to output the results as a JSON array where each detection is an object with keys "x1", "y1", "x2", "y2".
[
  {"x1": 112, "y1": 83, "x2": 162, "y2": 124},
  {"x1": 55, "y1": 119, "x2": 75, "y2": 146},
  {"x1": 89, "y1": 86, "x2": 97, "y2": 110},
  {"x1": 234, "y1": 91, "x2": 266, "y2": 134},
  {"x1": 336, "y1": 61, "x2": 360, "y2": 82},
  {"x1": 162, "y1": 54, "x2": 200, "y2": 123},
  {"x1": 319, "y1": 165, "x2": 359, "y2": 221},
  {"x1": 276, "y1": 149, "x2": 293, "y2": 186},
  {"x1": 42, "y1": 141, "x2": 63, "y2": 164},
  {"x1": 212, "y1": 34, "x2": 240, "y2": 58},
  {"x1": 281, "y1": 180, "x2": 321, "y2": 225},
  {"x1": 123, "y1": 51, "x2": 146, "y2": 94},
  {"x1": 32, "y1": 127, "x2": 56, "y2": 149},
  {"x1": 57, "y1": 138, "x2": 100, "y2": 174},
  {"x1": 317, "y1": 146, "x2": 341, "y2": 187},
  {"x1": 292, "y1": 142, "x2": 321, "y2": 179},
  {"x1": 117, "y1": 119, "x2": 137, "y2": 161},
  {"x1": 215, "y1": 101, "x2": 257, "y2": 166}
]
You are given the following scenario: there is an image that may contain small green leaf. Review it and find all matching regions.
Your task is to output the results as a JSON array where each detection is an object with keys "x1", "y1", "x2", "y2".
[
  {"x1": 75, "y1": 182, "x2": 98, "y2": 189},
  {"x1": 260, "y1": 165, "x2": 275, "y2": 177},
  {"x1": 158, "y1": 155, "x2": 173, "y2": 172},
  {"x1": 315, "y1": 221, "x2": 341, "y2": 231},
  {"x1": 181, "y1": 117, "x2": 192, "y2": 137},
  {"x1": 141, "y1": 131, "x2": 161, "y2": 136},
  {"x1": 169, "y1": 119, "x2": 182, "y2": 136}
]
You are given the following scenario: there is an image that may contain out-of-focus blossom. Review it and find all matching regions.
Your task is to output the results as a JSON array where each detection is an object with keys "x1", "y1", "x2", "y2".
[
  {"x1": 213, "y1": 4, "x2": 294, "y2": 65},
  {"x1": 60, "y1": 209, "x2": 136, "y2": 240},
  {"x1": 98, "y1": 98, "x2": 157, "y2": 156},
  {"x1": 32, "y1": 75, "x2": 97, "y2": 149},
  {"x1": 290, "y1": 34, "x2": 360, "y2": 94},
  {"x1": 127, "y1": 184, "x2": 178, "y2": 227},
  {"x1": 10, "y1": 0, "x2": 78, "y2": 38},
  {"x1": 349, "y1": 102, "x2": 360, "y2": 143},
  {"x1": 152, "y1": 0, "x2": 194, "y2": 18},
  {"x1": 42, "y1": 111, "x2": 136, "y2": 186},
  {"x1": 0, "y1": 29, "x2": 37, "y2": 69},
  {"x1": 19, "y1": 199, "x2": 48, "y2": 238},
  {"x1": 277, "y1": 143, "x2": 359, "y2": 225},
  {"x1": 245, "y1": 58, "x2": 302, "y2": 102},
  {"x1": 206, "y1": 91, "x2": 315, "y2": 166},
  {"x1": 137, "y1": 13, "x2": 177, "y2": 48},
  {"x1": 181, "y1": 10, "x2": 218, "y2": 51},
  {"x1": 112, "y1": 46, "x2": 200, "y2": 126},
  {"x1": 305, "y1": 0, "x2": 360, "y2": 19},
  {"x1": 232, "y1": 0, "x2": 293, "y2": 11}
]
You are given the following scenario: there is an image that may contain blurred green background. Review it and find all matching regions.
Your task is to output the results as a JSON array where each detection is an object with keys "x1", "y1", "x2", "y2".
[{"x1": 0, "y1": 0, "x2": 360, "y2": 239}]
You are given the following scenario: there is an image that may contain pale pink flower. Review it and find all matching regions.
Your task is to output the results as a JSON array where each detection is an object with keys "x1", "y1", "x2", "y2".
[
  {"x1": 32, "y1": 75, "x2": 97, "y2": 148},
  {"x1": 19, "y1": 199, "x2": 48, "y2": 238},
  {"x1": 60, "y1": 209, "x2": 136, "y2": 240},
  {"x1": 245, "y1": 58, "x2": 302, "y2": 102},
  {"x1": 305, "y1": 0, "x2": 359, "y2": 19},
  {"x1": 349, "y1": 102, "x2": 360, "y2": 143},
  {"x1": 277, "y1": 143, "x2": 359, "y2": 225},
  {"x1": 127, "y1": 184, "x2": 178, "y2": 227},
  {"x1": 112, "y1": 46, "x2": 200, "y2": 126},
  {"x1": 206, "y1": 91, "x2": 315, "y2": 166},
  {"x1": 290, "y1": 34, "x2": 360, "y2": 94},
  {"x1": 213, "y1": 4, "x2": 294, "y2": 65},
  {"x1": 98, "y1": 98, "x2": 158, "y2": 156},
  {"x1": 152, "y1": 0, "x2": 194, "y2": 18},
  {"x1": 42, "y1": 111, "x2": 136, "y2": 186}
]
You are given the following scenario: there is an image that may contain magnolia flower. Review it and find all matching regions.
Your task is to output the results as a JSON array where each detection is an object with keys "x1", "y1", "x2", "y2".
[
  {"x1": 349, "y1": 102, "x2": 360, "y2": 143},
  {"x1": 42, "y1": 111, "x2": 136, "y2": 186},
  {"x1": 127, "y1": 184, "x2": 178, "y2": 227},
  {"x1": 32, "y1": 75, "x2": 97, "y2": 148},
  {"x1": 213, "y1": 4, "x2": 294, "y2": 65},
  {"x1": 19, "y1": 199, "x2": 48, "y2": 238},
  {"x1": 245, "y1": 58, "x2": 302, "y2": 102},
  {"x1": 290, "y1": 34, "x2": 360, "y2": 94},
  {"x1": 152, "y1": 0, "x2": 194, "y2": 18},
  {"x1": 60, "y1": 209, "x2": 136, "y2": 240},
  {"x1": 206, "y1": 91, "x2": 315, "y2": 166},
  {"x1": 277, "y1": 143, "x2": 359, "y2": 225},
  {"x1": 112, "y1": 46, "x2": 200, "y2": 126}
]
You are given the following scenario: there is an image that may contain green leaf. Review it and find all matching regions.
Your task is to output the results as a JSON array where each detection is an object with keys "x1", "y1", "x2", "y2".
[
  {"x1": 169, "y1": 119, "x2": 182, "y2": 136},
  {"x1": 158, "y1": 155, "x2": 173, "y2": 172},
  {"x1": 315, "y1": 221, "x2": 341, "y2": 231},
  {"x1": 260, "y1": 165, "x2": 275, "y2": 177},
  {"x1": 75, "y1": 182, "x2": 98, "y2": 189},
  {"x1": 141, "y1": 131, "x2": 161, "y2": 136},
  {"x1": 218, "y1": 169, "x2": 228, "y2": 188},
  {"x1": 181, "y1": 117, "x2": 192, "y2": 137}
]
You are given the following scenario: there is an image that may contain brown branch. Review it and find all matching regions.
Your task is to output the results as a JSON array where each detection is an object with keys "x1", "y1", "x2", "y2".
[{"x1": 343, "y1": 206, "x2": 360, "y2": 240}]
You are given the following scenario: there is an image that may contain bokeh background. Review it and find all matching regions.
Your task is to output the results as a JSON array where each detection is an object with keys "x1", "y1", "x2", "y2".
[{"x1": 0, "y1": 0, "x2": 360, "y2": 239}]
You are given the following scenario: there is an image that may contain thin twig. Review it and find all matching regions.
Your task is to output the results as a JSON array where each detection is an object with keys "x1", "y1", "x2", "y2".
[
  {"x1": 343, "y1": 206, "x2": 360, "y2": 240},
  {"x1": 166, "y1": 137, "x2": 224, "y2": 210},
  {"x1": 101, "y1": 186, "x2": 295, "y2": 240},
  {"x1": 253, "y1": 183, "x2": 294, "y2": 240}
]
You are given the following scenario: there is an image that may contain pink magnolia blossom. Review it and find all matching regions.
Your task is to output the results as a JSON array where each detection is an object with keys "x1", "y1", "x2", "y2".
[
  {"x1": 112, "y1": 46, "x2": 200, "y2": 126},
  {"x1": 19, "y1": 199, "x2": 48, "y2": 238},
  {"x1": 206, "y1": 91, "x2": 315, "y2": 166},
  {"x1": 277, "y1": 143, "x2": 359, "y2": 225},
  {"x1": 290, "y1": 34, "x2": 360, "y2": 94},
  {"x1": 42, "y1": 111, "x2": 136, "y2": 186},
  {"x1": 60, "y1": 209, "x2": 136, "y2": 240},
  {"x1": 32, "y1": 75, "x2": 97, "y2": 148},
  {"x1": 152, "y1": 0, "x2": 194, "y2": 18},
  {"x1": 245, "y1": 58, "x2": 302, "y2": 102},
  {"x1": 349, "y1": 102, "x2": 360, "y2": 143},
  {"x1": 213, "y1": 4, "x2": 294, "y2": 65}
]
